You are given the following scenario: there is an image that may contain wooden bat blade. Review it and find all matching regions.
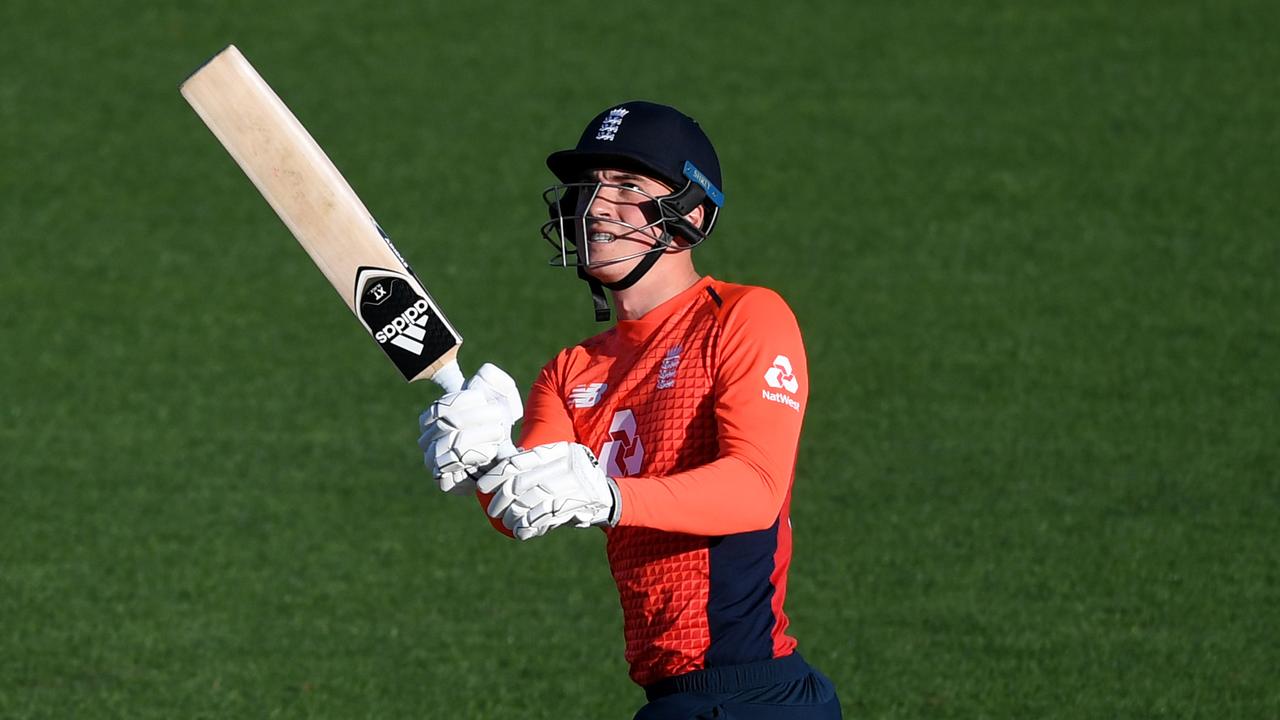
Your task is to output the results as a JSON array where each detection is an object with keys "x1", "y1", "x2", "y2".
[{"x1": 180, "y1": 45, "x2": 462, "y2": 386}]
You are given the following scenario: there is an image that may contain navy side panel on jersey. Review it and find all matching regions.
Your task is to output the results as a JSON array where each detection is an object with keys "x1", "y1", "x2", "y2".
[{"x1": 705, "y1": 519, "x2": 780, "y2": 666}]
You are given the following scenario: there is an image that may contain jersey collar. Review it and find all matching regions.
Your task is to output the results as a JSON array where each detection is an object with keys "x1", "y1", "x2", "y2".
[{"x1": 613, "y1": 275, "x2": 715, "y2": 345}]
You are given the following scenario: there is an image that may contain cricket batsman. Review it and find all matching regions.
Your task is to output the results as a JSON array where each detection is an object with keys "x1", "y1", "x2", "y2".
[{"x1": 418, "y1": 101, "x2": 843, "y2": 719}]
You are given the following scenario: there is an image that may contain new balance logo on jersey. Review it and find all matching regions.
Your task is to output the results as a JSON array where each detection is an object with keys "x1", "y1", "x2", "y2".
[
  {"x1": 569, "y1": 383, "x2": 608, "y2": 408},
  {"x1": 600, "y1": 409, "x2": 644, "y2": 476},
  {"x1": 764, "y1": 355, "x2": 800, "y2": 393},
  {"x1": 374, "y1": 298, "x2": 432, "y2": 355},
  {"x1": 595, "y1": 107, "x2": 629, "y2": 141},
  {"x1": 656, "y1": 345, "x2": 682, "y2": 390}
]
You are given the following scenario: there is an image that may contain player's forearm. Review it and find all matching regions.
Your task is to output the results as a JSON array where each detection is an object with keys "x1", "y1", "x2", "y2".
[{"x1": 615, "y1": 454, "x2": 790, "y2": 535}]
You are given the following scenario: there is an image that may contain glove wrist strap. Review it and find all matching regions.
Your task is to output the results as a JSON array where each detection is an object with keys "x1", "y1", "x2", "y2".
[{"x1": 604, "y1": 476, "x2": 622, "y2": 527}]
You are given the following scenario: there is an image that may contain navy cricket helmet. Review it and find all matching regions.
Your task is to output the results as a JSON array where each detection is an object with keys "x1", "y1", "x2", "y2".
[{"x1": 542, "y1": 101, "x2": 725, "y2": 321}]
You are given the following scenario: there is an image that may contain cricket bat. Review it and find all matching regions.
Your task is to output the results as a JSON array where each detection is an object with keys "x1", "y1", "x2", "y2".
[{"x1": 180, "y1": 45, "x2": 467, "y2": 393}]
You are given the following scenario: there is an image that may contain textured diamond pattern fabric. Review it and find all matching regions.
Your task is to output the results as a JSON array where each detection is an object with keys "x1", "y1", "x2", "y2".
[
  {"x1": 608, "y1": 529, "x2": 711, "y2": 684},
  {"x1": 590, "y1": 297, "x2": 720, "y2": 685},
  {"x1": 517, "y1": 277, "x2": 801, "y2": 686}
]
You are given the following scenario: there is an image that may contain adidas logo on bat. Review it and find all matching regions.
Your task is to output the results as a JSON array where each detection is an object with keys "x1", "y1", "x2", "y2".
[
  {"x1": 355, "y1": 266, "x2": 460, "y2": 381},
  {"x1": 374, "y1": 298, "x2": 433, "y2": 355}
]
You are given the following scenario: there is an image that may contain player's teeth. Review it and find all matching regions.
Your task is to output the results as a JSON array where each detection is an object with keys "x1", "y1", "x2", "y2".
[{"x1": 590, "y1": 232, "x2": 615, "y2": 243}]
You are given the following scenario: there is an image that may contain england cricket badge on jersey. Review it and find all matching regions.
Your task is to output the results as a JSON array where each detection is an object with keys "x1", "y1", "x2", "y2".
[
  {"x1": 656, "y1": 345, "x2": 682, "y2": 390},
  {"x1": 354, "y1": 266, "x2": 460, "y2": 381}
]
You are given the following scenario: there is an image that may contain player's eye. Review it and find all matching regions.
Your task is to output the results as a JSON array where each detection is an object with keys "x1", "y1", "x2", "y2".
[{"x1": 615, "y1": 181, "x2": 646, "y2": 200}]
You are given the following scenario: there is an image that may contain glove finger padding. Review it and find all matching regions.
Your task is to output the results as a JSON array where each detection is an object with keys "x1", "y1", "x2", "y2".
[
  {"x1": 419, "y1": 376, "x2": 520, "y2": 493},
  {"x1": 501, "y1": 493, "x2": 556, "y2": 533},
  {"x1": 486, "y1": 463, "x2": 564, "y2": 522},
  {"x1": 513, "y1": 498, "x2": 596, "y2": 538},
  {"x1": 426, "y1": 425, "x2": 509, "y2": 469},
  {"x1": 478, "y1": 442, "x2": 618, "y2": 539},
  {"x1": 514, "y1": 523, "x2": 551, "y2": 541},
  {"x1": 481, "y1": 444, "x2": 569, "y2": 519},
  {"x1": 438, "y1": 470, "x2": 478, "y2": 496},
  {"x1": 476, "y1": 443, "x2": 567, "y2": 494}
]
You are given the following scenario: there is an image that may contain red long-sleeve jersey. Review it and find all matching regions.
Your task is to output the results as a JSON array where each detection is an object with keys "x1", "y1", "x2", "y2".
[{"x1": 499, "y1": 276, "x2": 809, "y2": 686}]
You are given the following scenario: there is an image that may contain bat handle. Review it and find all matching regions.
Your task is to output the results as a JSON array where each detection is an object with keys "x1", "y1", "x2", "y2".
[
  {"x1": 431, "y1": 359, "x2": 519, "y2": 461},
  {"x1": 430, "y1": 359, "x2": 466, "y2": 393}
]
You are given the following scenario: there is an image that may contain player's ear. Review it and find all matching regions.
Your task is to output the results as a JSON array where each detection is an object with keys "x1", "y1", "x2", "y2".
[
  {"x1": 686, "y1": 204, "x2": 704, "y2": 231},
  {"x1": 667, "y1": 204, "x2": 705, "y2": 250}
]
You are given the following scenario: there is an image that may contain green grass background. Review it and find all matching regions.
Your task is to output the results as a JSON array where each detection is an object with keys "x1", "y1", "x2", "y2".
[{"x1": 2, "y1": 1, "x2": 1277, "y2": 717}]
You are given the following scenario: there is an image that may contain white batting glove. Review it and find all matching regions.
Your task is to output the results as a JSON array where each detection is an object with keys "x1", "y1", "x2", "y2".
[
  {"x1": 418, "y1": 363, "x2": 522, "y2": 495},
  {"x1": 476, "y1": 442, "x2": 621, "y2": 541}
]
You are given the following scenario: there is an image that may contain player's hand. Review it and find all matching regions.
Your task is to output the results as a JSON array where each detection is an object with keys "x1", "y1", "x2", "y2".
[
  {"x1": 477, "y1": 442, "x2": 620, "y2": 540},
  {"x1": 418, "y1": 363, "x2": 522, "y2": 495}
]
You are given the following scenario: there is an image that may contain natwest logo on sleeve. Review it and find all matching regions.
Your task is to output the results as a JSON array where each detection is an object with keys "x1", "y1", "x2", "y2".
[
  {"x1": 764, "y1": 355, "x2": 800, "y2": 393},
  {"x1": 762, "y1": 354, "x2": 802, "y2": 412}
]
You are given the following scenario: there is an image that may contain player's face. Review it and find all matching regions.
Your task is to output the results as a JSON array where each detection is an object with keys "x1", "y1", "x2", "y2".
[{"x1": 577, "y1": 169, "x2": 673, "y2": 283}]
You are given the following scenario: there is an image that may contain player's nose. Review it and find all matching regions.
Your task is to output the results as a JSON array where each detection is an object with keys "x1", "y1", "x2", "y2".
[{"x1": 586, "y1": 189, "x2": 616, "y2": 220}]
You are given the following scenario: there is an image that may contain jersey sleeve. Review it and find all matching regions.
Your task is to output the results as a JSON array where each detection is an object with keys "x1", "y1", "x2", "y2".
[
  {"x1": 474, "y1": 352, "x2": 577, "y2": 537},
  {"x1": 518, "y1": 354, "x2": 577, "y2": 448},
  {"x1": 615, "y1": 287, "x2": 809, "y2": 535}
]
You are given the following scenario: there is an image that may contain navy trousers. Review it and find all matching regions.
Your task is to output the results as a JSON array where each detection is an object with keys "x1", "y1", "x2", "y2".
[{"x1": 634, "y1": 653, "x2": 842, "y2": 720}]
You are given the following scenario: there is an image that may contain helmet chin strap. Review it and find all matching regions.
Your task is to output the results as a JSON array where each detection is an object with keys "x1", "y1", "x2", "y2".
[
  {"x1": 578, "y1": 266, "x2": 613, "y2": 322},
  {"x1": 580, "y1": 232, "x2": 671, "y2": 322}
]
